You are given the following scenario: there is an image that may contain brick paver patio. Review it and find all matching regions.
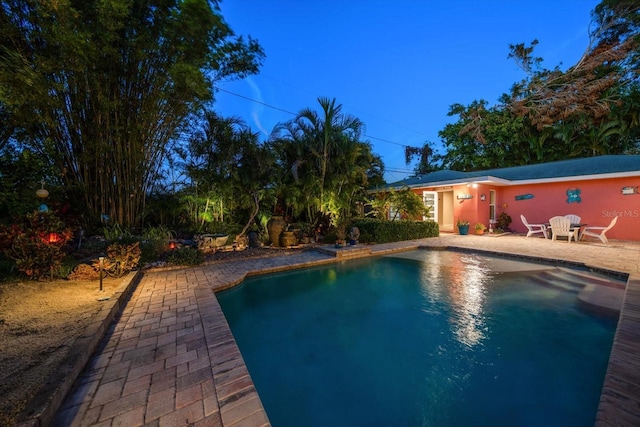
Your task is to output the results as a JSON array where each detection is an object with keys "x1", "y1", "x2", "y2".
[{"x1": 51, "y1": 234, "x2": 640, "y2": 426}]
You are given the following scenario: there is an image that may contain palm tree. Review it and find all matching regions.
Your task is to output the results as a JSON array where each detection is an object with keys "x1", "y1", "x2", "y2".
[
  {"x1": 583, "y1": 120, "x2": 622, "y2": 156},
  {"x1": 179, "y1": 111, "x2": 275, "y2": 235},
  {"x1": 272, "y1": 97, "x2": 365, "y2": 217}
]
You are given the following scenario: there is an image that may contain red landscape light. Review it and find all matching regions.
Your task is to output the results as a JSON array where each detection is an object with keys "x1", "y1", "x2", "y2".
[
  {"x1": 169, "y1": 241, "x2": 176, "y2": 249},
  {"x1": 48, "y1": 232, "x2": 61, "y2": 243}
]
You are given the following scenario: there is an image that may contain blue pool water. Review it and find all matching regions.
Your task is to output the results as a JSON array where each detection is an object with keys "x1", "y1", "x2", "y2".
[{"x1": 217, "y1": 250, "x2": 618, "y2": 427}]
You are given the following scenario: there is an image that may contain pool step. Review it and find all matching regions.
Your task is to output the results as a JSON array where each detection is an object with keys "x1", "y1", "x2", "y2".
[
  {"x1": 532, "y1": 270, "x2": 587, "y2": 293},
  {"x1": 531, "y1": 269, "x2": 626, "y2": 316},
  {"x1": 577, "y1": 284, "x2": 625, "y2": 317},
  {"x1": 316, "y1": 245, "x2": 372, "y2": 260},
  {"x1": 534, "y1": 269, "x2": 626, "y2": 291},
  {"x1": 556, "y1": 267, "x2": 627, "y2": 289}
]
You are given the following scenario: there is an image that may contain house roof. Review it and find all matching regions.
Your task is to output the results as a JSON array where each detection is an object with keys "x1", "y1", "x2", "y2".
[{"x1": 384, "y1": 155, "x2": 640, "y2": 190}]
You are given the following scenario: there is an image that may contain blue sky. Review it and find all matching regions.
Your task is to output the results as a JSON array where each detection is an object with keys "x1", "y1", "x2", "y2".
[{"x1": 215, "y1": 0, "x2": 601, "y2": 182}]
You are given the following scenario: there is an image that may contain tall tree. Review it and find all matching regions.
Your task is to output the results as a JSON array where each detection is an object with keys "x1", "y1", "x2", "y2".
[
  {"x1": 269, "y1": 120, "x2": 323, "y2": 221},
  {"x1": 282, "y1": 97, "x2": 365, "y2": 213},
  {"x1": 326, "y1": 133, "x2": 383, "y2": 220},
  {"x1": 179, "y1": 111, "x2": 275, "y2": 236},
  {"x1": 0, "y1": 0, "x2": 264, "y2": 227},
  {"x1": 270, "y1": 97, "x2": 381, "y2": 223},
  {"x1": 438, "y1": 101, "x2": 532, "y2": 170},
  {"x1": 438, "y1": 1, "x2": 640, "y2": 169},
  {"x1": 506, "y1": 1, "x2": 639, "y2": 130}
]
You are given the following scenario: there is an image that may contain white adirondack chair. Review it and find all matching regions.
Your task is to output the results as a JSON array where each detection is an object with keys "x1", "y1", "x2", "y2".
[
  {"x1": 549, "y1": 216, "x2": 575, "y2": 243},
  {"x1": 564, "y1": 214, "x2": 581, "y2": 224},
  {"x1": 563, "y1": 214, "x2": 582, "y2": 239},
  {"x1": 580, "y1": 216, "x2": 618, "y2": 244},
  {"x1": 520, "y1": 215, "x2": 548, "y2": 238}
]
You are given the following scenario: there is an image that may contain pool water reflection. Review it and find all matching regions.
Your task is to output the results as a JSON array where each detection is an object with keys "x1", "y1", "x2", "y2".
[{"x1": 217, "y1": 250, "x2": 617, "y2": 427}]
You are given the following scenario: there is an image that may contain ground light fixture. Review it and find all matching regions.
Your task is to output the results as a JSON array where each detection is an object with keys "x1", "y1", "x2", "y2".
[
  {"x1": 99, "y1": 257, "x2": 104, "y2": 292},
  {"x1": 97, "y1": 256, "x2": 111, "y2": 301}
]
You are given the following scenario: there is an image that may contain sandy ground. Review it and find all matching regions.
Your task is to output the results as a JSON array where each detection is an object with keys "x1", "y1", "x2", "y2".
[
  {"x1": 0, "y1": 246, "x2": 305, "y2": 426},
  {"x1": 0, "y1": 277, "x2": 122, "y2": 427}
]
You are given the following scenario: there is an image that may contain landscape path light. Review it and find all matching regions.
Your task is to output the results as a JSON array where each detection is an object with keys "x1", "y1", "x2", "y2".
[{"x1": 99, "y1": 257, "x2": 104, "y2": 292}]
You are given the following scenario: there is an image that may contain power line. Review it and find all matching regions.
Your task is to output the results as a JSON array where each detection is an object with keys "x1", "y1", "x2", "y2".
[
  {"x1": 386, "y1": 168, "x2": 415, "y2": 173},
  {"x1": 217, "y1": 87, "x2": 416, "y2": 149},
  {"x1": 257, "y1": 73, "x2": 429, "y2": 137},
  {"x1": 216, "y1": 87, "x2": 297, "y2": 116},
  {"x1": 364, "y1": 135, "x2": 408, "y2": 147}
]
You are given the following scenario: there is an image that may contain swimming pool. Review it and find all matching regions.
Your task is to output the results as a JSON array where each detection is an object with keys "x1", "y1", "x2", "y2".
[{"x1": 217, "y1": 250, "x2": 618, "y2": 427}]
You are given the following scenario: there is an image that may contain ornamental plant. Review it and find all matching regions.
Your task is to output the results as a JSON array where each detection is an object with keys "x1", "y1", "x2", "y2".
[
  {"x1": 496, "y1": 212, "x2": 512, "y2": 231},
  {"x1": 167, "y1": 247, "x2": 204, "y2": 266},
  {"x1": 93, "y1": 242, "x2": 141, "y2": 278},
  {"x1": 0, "y1": 210, "x2": 73, "y2": 280}
]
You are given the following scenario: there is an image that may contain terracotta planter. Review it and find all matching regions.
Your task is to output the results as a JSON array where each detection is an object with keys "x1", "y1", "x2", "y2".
[
  {"x1": 476, "y1": 229, "x2": 485, "y2": 235},
  {"x1": 280, "y1": 231, "x2": 297, "y2": 247},
  {"x1": 267, "y1": 216, "x2": 287, "y2": 247}
]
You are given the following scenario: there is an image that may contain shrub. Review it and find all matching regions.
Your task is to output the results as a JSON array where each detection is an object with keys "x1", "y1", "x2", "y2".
[
  {"x1": 368, "y1": 187, "x2": 431, "y2": 220},
  {"x1": 139, "y1": 240, "x2": 166, "y2": 265},
  {"x1": 167, "y1": 247, "x2": 204, "y2": 266},
  {"x1": 201, "y1": 221, "x2": 243, "y2": 237},
  {"x1": 58, "y1": 257, "x2": 77, "y2": 279},
  {"x1": 351, "y1": 218, "x2": 439, "y2": 244},
  {"x1": 0, "y1": 254, "x2": 18, "y2": 283},
  {"x1": 322, "y1": 230, "x2": 337, "y2": 244},
  {"x1": 93, "y1": 241, "x2": 141, "y2": 278},
  {"x1": 0, "y1": 211, "x2": 73, "y2": 280},
  {"x1": 497, "y1": 212, "x2": 512, "y2": 231},
  {"x1": 142, "y1": 225, "x2": 175, "y2": 241},
  {"x1": 139, "y1": 225, "x2": 177, "y2": 264},
  {"x1": 102, "y1": 223, "x2": 132, "y2": 241},
  {"x1": 68, "y1": 263, "x2": 100, "y2": 280}
]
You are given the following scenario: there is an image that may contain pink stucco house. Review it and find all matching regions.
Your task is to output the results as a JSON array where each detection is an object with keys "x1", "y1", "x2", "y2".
[{"x1": 384, "y1": 155, "x2": 640, "y2": 241}]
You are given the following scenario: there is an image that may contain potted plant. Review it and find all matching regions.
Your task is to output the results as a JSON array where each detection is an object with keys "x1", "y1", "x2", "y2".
[
  {"x1": 335, "y1": 224, "x2": 347, "y2": 247},
  {"x1": 475, "y1": 223, "x2": 486, "y2": 235},
  {"x1": 497, "y1": 211, "x2": 512, "y2": 232},
  {"x1": 457, "y1": 219, "x2": 470, "y2": 235}
]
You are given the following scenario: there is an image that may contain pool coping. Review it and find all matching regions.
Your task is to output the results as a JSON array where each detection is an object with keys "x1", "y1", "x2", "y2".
[
  {"x1": 45, "y1": 236, "x2": 640, "y2": 426},
  {"x1": 206, "y1": 240, "x2": 640, "y2": 426}
]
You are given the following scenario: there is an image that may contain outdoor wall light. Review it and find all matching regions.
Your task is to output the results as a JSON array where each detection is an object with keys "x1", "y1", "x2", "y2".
[{"x1": 480, "y1": 194, "x2": 486, "y2": 201}]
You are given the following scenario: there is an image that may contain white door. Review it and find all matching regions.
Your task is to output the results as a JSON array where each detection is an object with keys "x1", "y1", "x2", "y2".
[
  {"x1": 422, "y1": 191, "x2": 438, "y2": 222},
  {"x1": 489, "y1": 190, "x2": 496, "y2": 225}
]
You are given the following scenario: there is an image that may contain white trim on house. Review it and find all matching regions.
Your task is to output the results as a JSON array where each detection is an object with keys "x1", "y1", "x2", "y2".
[
  {"x1": 387, "y1": 171, "x2": 640, "y2": 191},
  {"x1": 379, "y1": 155, "x2": 640, "y2": 192}
]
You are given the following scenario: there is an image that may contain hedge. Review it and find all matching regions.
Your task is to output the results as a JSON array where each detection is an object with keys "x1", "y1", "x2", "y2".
[{"x1": 351, "y1": 218, "x2": 439, "y2": 244}]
